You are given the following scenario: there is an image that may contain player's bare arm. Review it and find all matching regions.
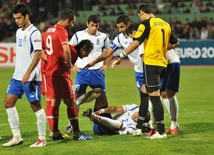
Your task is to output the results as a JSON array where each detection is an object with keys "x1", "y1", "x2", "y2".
[
  {"x1": 167, "y1": 41, "x2": 180, "y2": 50},
  {"x1": 63, "y1": 44, "x2": 72, "y2": 68},
  {"x1": 95, "y1": 106, "x2": 124, "y2": 115},
  {"x1": 84, "y1": 48, "x2": 114, "y2": 69},
  {"x1": 111, "y1": 40, "x2": 140, "y2": 67},
  {"x1": 22, "y1": 50, "x2": 42, "y2": 84},
  {"x1": 124, "y1": 40, "x2": 140, "y2": 56},
  {"x1": 41, "y1": 50, "x2": 47, "y2": 61}
]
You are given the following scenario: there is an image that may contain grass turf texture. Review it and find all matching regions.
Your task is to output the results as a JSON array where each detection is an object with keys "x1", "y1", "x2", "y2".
[{"x1": 0, "y1": 66, "x2": 214, "y2": 155}]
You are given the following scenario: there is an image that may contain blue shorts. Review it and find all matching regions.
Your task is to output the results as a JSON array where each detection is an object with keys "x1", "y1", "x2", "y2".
[
  {"x1": 93, "y1": 113, "x2": 112, "y2": 135},
  {"x1": 6, "y1": 78, "x2": 41, "y2": 102},
  {"x1": 135, "y1": 72, "x2": 144, "y2": 92},
  {"x1": 93, "y1": 123, "x2": 107, "y2": 135},
  {"x1": 75, "y1": 69, "x2": 106, "y2": 94},
  {"x1": 161, "y1": 63, "x2": 180, "y2": 92}
]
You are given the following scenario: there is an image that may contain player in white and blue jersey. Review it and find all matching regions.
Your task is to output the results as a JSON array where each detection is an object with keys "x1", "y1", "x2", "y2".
[
  {"x1": 85, "y1": 104, "x2": 140, "y2": 135},
  {"x1": 85, "y1": 15, "x2": 144, "y2": 92},
  {"x1": 64, "y1": 15, "x2": 111, "y2": 133},
  {"x1": 161, "y1": 49, "x2": 180, "y2": 135},
  {"x1": 3, "y1": 3, "x2": 46, "y2": 147},
  {"x1": 70, "y1": 14, "x2": 110, "y2": 108}
]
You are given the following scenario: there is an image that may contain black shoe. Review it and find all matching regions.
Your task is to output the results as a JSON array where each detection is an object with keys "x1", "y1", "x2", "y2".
[{"x1": 82, "y1": 108, "x2": 92, "y2": 117}]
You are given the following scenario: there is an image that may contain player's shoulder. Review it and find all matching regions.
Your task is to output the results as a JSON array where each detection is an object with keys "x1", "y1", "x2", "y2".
[
  {"x1": 75, "y1": 29, "x2": 87, "y2": 35},
  {"x1": 97, "y1": 31, "x2": 109, "y2": 38},
  {"x1": 29, "y1": 24, "x2": 40, "y2": 32}
]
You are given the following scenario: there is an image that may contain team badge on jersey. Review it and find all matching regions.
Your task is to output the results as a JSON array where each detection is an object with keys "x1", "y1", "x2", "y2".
[
  {"x1": 18, "y1": 38, "x2": 22, "y2": 46},
  {"x1": 134, "y1": 24, "x2": 145, "y2": 39},
  {"x1": 96, "y1": 39, "x2": 100, "y2": 45}
]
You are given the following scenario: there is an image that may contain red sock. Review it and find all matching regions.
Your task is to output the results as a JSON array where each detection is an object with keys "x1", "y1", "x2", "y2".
[
  {"x1": 67, "y1": 106, "x2": 79, "y2": 133},
  {"x1": 46, "y1": 101, "x2": 59, "y2": 133}
]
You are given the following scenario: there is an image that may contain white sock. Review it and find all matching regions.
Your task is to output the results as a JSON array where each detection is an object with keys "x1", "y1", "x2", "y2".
[
  {"x1": 169, "y1": 96, "x2": 179, "y2": 129},
  {"x1": 169, "y1": 96, "x2": 179, "y2": 121},
  {"x1": 35, "y1": 108, "x2": 46, "y2": 140},
  {"x1": 6, "y1": 107, "x2": 21, "y2": 138},
  {"x1": 163, "y1": 98, "x2": 170, "y2": 114},
  {"x1": 92, "y1": 113, "x2": 122, "y2": 129}
]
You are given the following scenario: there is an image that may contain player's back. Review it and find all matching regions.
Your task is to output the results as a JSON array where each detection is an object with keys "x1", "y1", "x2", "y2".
[
  {"x1": 42, "y1": 24, "x2": 69, "y2": 76},
  {"x1": 143, "y1": 17, "x2": 171, "y2": 67}
]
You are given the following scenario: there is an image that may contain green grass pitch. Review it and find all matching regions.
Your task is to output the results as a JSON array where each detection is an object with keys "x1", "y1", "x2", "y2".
[{"x1": 0, "y1": 66, "x2": 214, "y2": 155}]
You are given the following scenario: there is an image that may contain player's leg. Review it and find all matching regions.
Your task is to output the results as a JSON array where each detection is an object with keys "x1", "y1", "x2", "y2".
[
  {"x1": 83, "y1": 108, "x2": 121, "y2": 135},
  {"x1": 45, "y1": 75, "x2": 65, "y2": 140},
  {"x1": 63, "y1": 75, "x2": 93, "y2": 140},
  {"x1": 145, "y1": 65, "x2": 167, "y2": 139},
  {"x1": 89, "y1": 70, "x2": 109, "y2": 111},
  {"x1": 63, "y1": 98, "x2": 80, "y2": 134},
  {"x1": 165, "y1": 63, "x2": 180, "y2": 134},
  {"x1": 23, "y1": 81, "x2": 47, "y2": 147},
  {"x1": 3, "y1": 79, "x2": 23, "y2": 147},
  {"x1": 29, "y1": 101, "x2": 47, "y2": 147},
  {"x1": 64, "y1": 71, "x2": 88, "y2": 134},
  {"x1": 133, "y1": 84, "x2": 150, "y2": 136},
  {"x1": 160, "y1": 65, "x2": 171, "y2": 114},
  {"x1": 76, "y1": 88, "x2": 102, "y2": 106},
  {"x1": 169, "y1": 95, "x2": 179, "y2": 128},
  {"x1": 3, "y1": 94, "x2": 23, "y2": 147},
  {"x1": 135, "y1": 72, "x2": 155, "y2": 136}
]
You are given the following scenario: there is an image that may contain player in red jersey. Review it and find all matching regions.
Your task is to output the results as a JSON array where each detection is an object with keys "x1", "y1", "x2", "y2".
[{"x1": 42, "y1": 9, "x2": 93, "y2": 140}]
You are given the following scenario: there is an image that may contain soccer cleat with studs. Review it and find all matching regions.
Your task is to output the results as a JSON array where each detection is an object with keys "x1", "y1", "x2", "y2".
[
  {"x1": 132, "y1": 129, "x2": 142, "y2": 136},
  {"x1": 73, "y1": 132, "x2": 93, "y2": 140},
  {"x1": 49, "y1": 131, "x2": 70, "y2": 140},
  {"x1": 82, "y1": 108, "x2": 93, "y2": 117},
  {"x1": 3, "y1": 137, "x2": 23, "y2": 147},
  {"x1": 30, "y1": 139, "x2": 47, "y2": 147},
  {"x1": 166, "y1": 128, "x2": 178, "y2": 135},
  {"x1": 147, "y1": 132, "x2": 167, "y2": 139}
]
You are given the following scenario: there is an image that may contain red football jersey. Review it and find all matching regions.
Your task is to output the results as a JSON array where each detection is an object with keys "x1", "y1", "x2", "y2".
[
  {"x1": 42, "y1": 24, "x2": 70, "y2": 76},
  {"x1": 69, "y1": 44, "x2": 78, "y2": 64}
]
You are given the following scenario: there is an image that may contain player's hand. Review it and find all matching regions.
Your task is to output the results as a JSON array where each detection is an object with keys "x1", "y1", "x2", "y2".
[
  {"x1": 110, "y1": 57, "x2": 121, "y2": 68},
  {"x1": 22, "y1": 73, "x2": 30, "y2": 84},
  {"x1": 71, "y1": 65, "x2": 80, "y2": 73},
  {"x1": 84, "y1": 62, "x2": 95, "y2": 69},
  {"x1": 99, "y1": 65, "x2": 108, "y2": 72}
]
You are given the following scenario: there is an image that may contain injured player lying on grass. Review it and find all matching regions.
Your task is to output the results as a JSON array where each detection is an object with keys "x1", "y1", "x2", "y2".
[{"x1": 65, "y1": 88, "x2": 152, "y2": 135}]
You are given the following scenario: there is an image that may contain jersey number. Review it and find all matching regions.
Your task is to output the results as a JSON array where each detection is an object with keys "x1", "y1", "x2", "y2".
[
  {"x1": 46, "y1": 35, "x2": 53, "y2": 55},
  {"x1": 161, "y1": 29, "x2": 165, "y2": 47}
]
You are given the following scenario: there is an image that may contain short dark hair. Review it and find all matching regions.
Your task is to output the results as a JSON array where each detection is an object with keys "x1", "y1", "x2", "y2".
[
  {"x1": 126, "y1": 23, "x2": 139, "y2": 35},
  {"x1": 87, "y1": 15, "x2": 100, "y2": 24},
  {"x1": 138, "y1": 3, "x2": 154, "y2": 14},
  {"x1": 59, "y1": 9, "x2": 76, "y2": 21},
  {"x1": 116, "y1": 15, "x2": 131, "y2": 24},
  {"x1": 13, "y1": 3, "x2": 30, "y2": 16},
  {"x1": 75, "y1": 39, "x2": 93, "y2": 54}
]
